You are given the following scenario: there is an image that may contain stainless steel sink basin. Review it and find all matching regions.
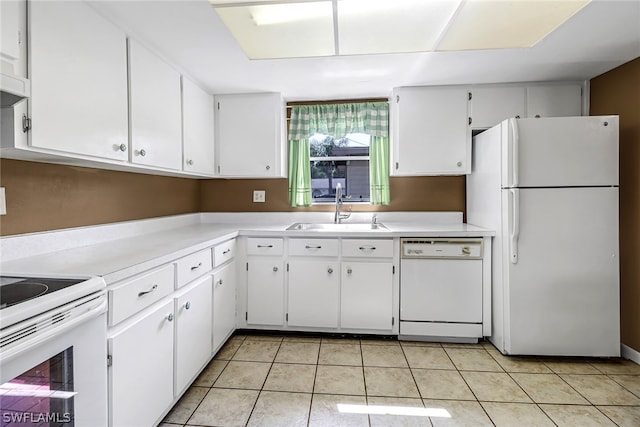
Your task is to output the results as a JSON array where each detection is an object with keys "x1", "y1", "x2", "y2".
[{"x1": 286, "y1": 222, "x2": 390, "y2": 232}]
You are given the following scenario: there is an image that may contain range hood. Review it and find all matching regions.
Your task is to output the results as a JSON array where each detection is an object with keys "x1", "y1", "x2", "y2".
[{"x1": 0, "y1": 71, "x2": 30, "y2": 107}]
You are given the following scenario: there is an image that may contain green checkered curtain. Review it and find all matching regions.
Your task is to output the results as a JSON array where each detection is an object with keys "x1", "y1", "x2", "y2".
[{"x1": 288, "y1": 102, "x2": 390, "y2": 206}]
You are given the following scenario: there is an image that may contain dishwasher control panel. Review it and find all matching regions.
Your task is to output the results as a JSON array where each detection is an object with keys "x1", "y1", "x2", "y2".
[{"x1": 401, "y1": 238, "x2": 483, "y2": 259}]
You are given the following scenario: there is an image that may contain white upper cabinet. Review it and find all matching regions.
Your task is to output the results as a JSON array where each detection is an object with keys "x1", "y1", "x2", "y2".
[
  {"x1": 182, "y1": 77, "x2": 215, "y2": 175},
  {"x1": 214, "y1": 92, "x2": 285, "y2": 178},
  {"x1": 526, "y1": 84, "x2": 583, "y2": 118},
  {"x1": 1, "y1": 0, "x2": 25, "y2": 77},
  {"x1": 129, "y1": 39, "x2": 182, "y2": 170},
  {"x1": 392, "y1": 86, "x2": 471, "y2": 176},
  {"x1": 470, "y1": 86, "x2": 526, "y2": 129},
  {"x1": 28, "y1": 0, "x2": 128, "y2": 160}
]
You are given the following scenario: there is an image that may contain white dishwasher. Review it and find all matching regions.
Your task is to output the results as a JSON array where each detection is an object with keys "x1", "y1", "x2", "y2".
[{"x1": 399, "y1": 238, "x2": 484, "y2": 342}]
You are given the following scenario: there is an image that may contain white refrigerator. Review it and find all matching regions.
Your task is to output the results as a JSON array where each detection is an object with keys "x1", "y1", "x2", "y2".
[{"x1": 467, "y1": 116, "x2": 620, "y2": 357}]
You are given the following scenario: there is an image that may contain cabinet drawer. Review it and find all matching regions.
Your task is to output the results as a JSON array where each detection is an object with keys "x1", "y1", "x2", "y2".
[
  {"x1": 246, "y1": 238, "x2": 284, "y2": 255},
  {"x1": 341, "y1": 239, "x2": 394, "y2": 258},
  {"x1": 289, "y1": 238, "x2": 338, "y2": 257},
  {"x1": 176, "y1": 248, "x2": 213, "y2": 289},
  {"x1": 109, "y1": 264, "x2": 175, "y2": 326},
  {"x1": 214, "y1": 239, "x2": 236, "y2": 267}
]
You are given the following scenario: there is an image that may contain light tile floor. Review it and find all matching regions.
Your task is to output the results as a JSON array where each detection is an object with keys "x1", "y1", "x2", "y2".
[{"x1": 161, "y1": 334, "x2": 640, "y2": 427}]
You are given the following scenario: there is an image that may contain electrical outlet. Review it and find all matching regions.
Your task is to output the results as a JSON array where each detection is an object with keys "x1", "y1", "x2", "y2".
[{"x1": 253, "y1": 190, "x2": 266, "y2": 203}]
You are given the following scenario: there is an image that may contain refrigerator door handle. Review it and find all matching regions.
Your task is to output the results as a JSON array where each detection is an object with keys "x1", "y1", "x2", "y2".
[
  {"x1": 510, "y1": 189, "x2": 520, "y2": 264},
  {"x1": 510, "y1": 119, "x2": 519, "y2": 188}
]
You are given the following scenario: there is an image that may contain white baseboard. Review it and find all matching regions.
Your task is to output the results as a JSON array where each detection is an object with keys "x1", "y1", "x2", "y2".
[{"x1": 621, "y1": 344, "x2": 640, "y2": 364}]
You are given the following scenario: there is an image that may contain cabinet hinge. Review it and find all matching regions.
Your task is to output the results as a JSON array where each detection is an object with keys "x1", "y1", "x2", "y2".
[
  {"x1": 396, "y1": 95, "x2": 399, "y2": 103},
  {"x1": 392, "y1": 317, "x2": 395, "y2": 326},
  {"x1": 468, "y1": 117, "x2": 472, "y2": 126},
  {"x1": 286, "y1": 263, "x2": 289, "y2": 272},
  {"x1": 22, "y1": 115, "x2": 31, "y2": 133},
  {"x1": 107, "y1": 354, "x2": 112, "y2": 367},
  {"x1": 218, "y1": 165, "x2": 221, "y2": 174},
  {"x1": 395, "y1": 162, "x2": 399, "y2": 170},
  {"x1": 468, "y1": 92, "x2": 472, "y2": 101},
  {"x1": 217, "y1": 102, "x2": 220, "y2": 110},
  {"x1": 286, "y1": 313, "x2": 289, "y2": 321},
  {"x1": 392, "y1": 265, "x2": 395, "y2": 275},
  {"x1": 246, "y1": 312, "x2": 248, "y2": 321},
  {"x1": 246, "y1": 262, "x2": 249, "y2": 271}
]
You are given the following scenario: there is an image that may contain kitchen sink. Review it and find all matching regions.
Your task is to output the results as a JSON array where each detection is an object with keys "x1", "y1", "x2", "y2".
[{"x1": 286, "y1": 222, "x2": 390, "y2": 232}]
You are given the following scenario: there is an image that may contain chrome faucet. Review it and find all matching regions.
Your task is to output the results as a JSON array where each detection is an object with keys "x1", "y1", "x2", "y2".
[{"x1": 334, "y1": 183, "x2": 351, "y2": 224}]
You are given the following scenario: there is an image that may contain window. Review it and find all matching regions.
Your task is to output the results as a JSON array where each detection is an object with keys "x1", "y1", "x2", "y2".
[
  {"x1": 288, "y1": 101, "x2": 390, "y2": 207},
  {"x1": 310, "y1": 132, "x2": 371, "y2": 203}
]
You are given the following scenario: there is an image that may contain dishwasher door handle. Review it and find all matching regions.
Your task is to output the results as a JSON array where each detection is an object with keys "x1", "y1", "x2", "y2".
[{"x1": 509, "y1": 189, "x2": 520, "y2": 264}]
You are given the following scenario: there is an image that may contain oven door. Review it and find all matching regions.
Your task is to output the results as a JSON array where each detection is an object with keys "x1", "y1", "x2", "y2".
[{"x1": 0, "y1": 299, "x2": 107, "y2": 426}]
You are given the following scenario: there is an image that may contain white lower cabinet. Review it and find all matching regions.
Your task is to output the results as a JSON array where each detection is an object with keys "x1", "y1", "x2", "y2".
[
  {"x1": 247, "y1": 258, "x2": 285, "y2": 325},
  {"x1": 341, "y1": 262, "x2": 394, "y2": 331},
  {"x1": 174, "y1": 275, "x2": 213, "y2": 395},
  {"x1": 108, "y1": 300, "x2": 174, "y2": 427},
  {"x1": 288, "y1": 260, "x2": 340, "y2": 328},
  {"x1": 213, "y1": 262, "x2": 237, "y2": 353}
]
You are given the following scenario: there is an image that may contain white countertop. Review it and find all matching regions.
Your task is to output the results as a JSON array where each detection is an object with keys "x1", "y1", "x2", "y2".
[{"x1": 0, "y1": 213, "x2": 493, "y2": 284}]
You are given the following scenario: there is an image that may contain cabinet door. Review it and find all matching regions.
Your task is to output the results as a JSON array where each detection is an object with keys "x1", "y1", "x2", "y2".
[
  {"x1": 215, "y1": 93, "x2": 283, "y2": 177},
  {"x1": 288, "y1": 260, "x2": 340, "y2": 328},
  {"x1": 470, "y1": 86, "x2": 526, "y2": 129},
  {"x1": 393, "y1": 87, "x2": 470, "y2": 175},
  {"x1": 175, "y1": 276, "x2": 213, "y2": 395},
  {"x1": 183, "y1": 76, "x2": 215, "y2": 175},
  {"x1": 1, "y1": 0, "x2": 24, "y2": 75},
  {"x1": 526, "y1": 84, "x2": 582, "y2": 118},
  {"x1": 213, "y1": 262, "x2": 237, "y2": 352},
  {"x1": 29, "y1": 0, "x2": 128, "y2": 160},
  {"x1": 247, "y1": 258, "x2": 285, "y2": 325},
  {"x1": 109, "y1": 300, "x2": 174, "y2": 427},
  {"x1": 341, "y1": 262, "x2": 393, "y2": 330},
  {"x1": 129, "y1": 39, "x2": 182, "y2": 170}
]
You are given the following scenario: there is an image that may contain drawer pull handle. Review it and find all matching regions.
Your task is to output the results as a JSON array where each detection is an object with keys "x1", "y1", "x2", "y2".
[
  {"x1": 184, "y1": 301, "x2": 191, "y2": 310},
  {"x1": 167, "y1": 313, "x2": 174, "y2": 322},
  {"x1": 218, "y1": 279, "x2": 223, "y2": 287},
  {"x1": 222, "y1": 249, "x2": 231, "y2": 255},
  {"x1": 191, "y1": 262, "x2": 203, "y2": 271},
  {"x1": 305, "y1": 245, "x2": 322, "y2": 249},
  {"x1": 257, "y1": 245, "x2": 274, "y2": 248},
  {"x1": 462, "y1": 247, "x2": 471, "y2": 255},
  {"x1": 359, "y1": 246, "x2": 376, "y2": 251},
  {"x1": 347, "y1": 268, "x2": 353, "y2": 275},
  {"x1": 138, "y1": 284, "x2": 158, "y2": 297},
  {"x1": 327, "y1": 267, "x2": 333, "y2": 274},
  {"x1": 273, "y1": 266, "x2": 279, "y2": 272}
]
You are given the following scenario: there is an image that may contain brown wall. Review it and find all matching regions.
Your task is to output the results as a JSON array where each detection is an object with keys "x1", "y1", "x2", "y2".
[
  {"x1": 199, "y1": 176, "x2": 465, "y2": 214},
  {"x1": 0, "y1": 159, "x2": 200, "y2": 235},
  {"x1": 590, "y1": 57, "x2": 640, "y2": 352}
]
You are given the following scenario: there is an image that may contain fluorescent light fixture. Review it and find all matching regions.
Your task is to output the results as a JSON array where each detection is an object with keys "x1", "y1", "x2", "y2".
[
  {"x1": 437, "y1": 0, "x2": 591, "y2": 51},
  {"x1": 210, "y1": 0, "x2": 591, "y2": 59},
  {"x1": 337, "y1": 403, "x2": 452, "y2": 418}
]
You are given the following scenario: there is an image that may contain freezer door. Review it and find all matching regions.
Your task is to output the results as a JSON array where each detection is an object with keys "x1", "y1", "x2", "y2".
[
  {"x1": 502, "y1": 116, "x2": 619, "y2": 188},
  {"x1": 502, "y1": 187, "x2": 619, "y2": 356}
]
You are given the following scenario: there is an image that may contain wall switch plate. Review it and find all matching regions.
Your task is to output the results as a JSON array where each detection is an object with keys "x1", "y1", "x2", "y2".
[
  {"x1": 253, "y1": 190, "x2": 266, "y2": 203},
  {"x1": 0, "y1": 187, "x2": 5, "y2": 215}
]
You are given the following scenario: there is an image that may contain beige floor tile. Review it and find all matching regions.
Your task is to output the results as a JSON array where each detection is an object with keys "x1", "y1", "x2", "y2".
[
  {"x1": 314, "y1": 365, "x2": 366, "y2": 395},
  {"x1": 610, "y1": 374, "x2": 640, "y2": 397},
  {"x1": 188, "y1": 388, "x2": 259, "y2": 427},
  {"x1": 275, "y1": 341, "x2": 320, "y2": 364},
  {"x1": 544, "y1": 359, "x2": 602, "y2": 374},
  {"x1": 318, "y1": 343, "x2": 362, "y2": 366},
  {"x1": 192, "y1": 359, "x2": 228, "y2": 387},
  {"x1": 213, "y1": 361, "x2": 271, "y2": 390},
  {"x1": 228, "y1": 334, "x2": 246, "y2": 343},
  {"x1": 362, "y1": 344, "x2": 408, "y2": 367},
  {"x1": 263, "y1": 363, "x2": 316, "y2": 393},
  {"x1": 510, "y1": 373, "x2": 589, "y2": 404},
  {"x1": 403, "y1": 346, "x2": 456, "y2": 370},
  {"x1": 322, "y1": 337, "x2": 361, "y2": 345},
  {"x1": 540, "y1": 404, "x2": 616, "y2": 426},
  {"x1": 367, "y1": 397, "x2": 431, "y2": 427},
  {"x1": 232, "y1": 340, "x2": 280, "y2": 362},
  {"x1": 361, "y1": 338, "x2": 401, "y2": 346},
  {"x1": 560, "y1": 374, "x2": 640, "y2": 405},
  {"x1": 283, "y1": 335, "x2": 322, "y2": 343},
  {"x1": 246, "y1": 391, "x2": 311, "y2": 427},
  {"x1": 244, "y1": 334, "x2": 284, "y2": 342},
  {"x1": 309, "y1": 394, "x2": 369, "y2": 427},
  {"x1": 412, "y1": 369, "x2": 475, "y2": 400},
  {"x1": 214, "y1": 339, "x2": 242, "y2": 360},
  {"x1": 591, "y1": 358, "x2": 640, "y2": 375},
  {"x1": 444, "y1": 348, "x2": 503, "y2": 372},
  {"x1": 597, "y1": 405, "x2": 640, "y2": 427},
  {"x1": 423, "y1": 399, "x2": 493, "y2": 427},
  {"x1": 364, "y1": 367, "x2": 420, "y2": 398},
  {"x1": 487, "y1": 349, "x2": 553, "y2": 374},
  {"x1": 481, "y1": 402, "x2": 555, "y2": 427},
  {"x1": 163, "y1": 386, "x2": 208, "y2": 424},
  {"x1": 461, "y1": 371, "x2": 531, "y2": 403}
]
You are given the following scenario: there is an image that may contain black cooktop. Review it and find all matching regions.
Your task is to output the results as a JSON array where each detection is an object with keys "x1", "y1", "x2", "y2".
[{"x1": 0, "y1": 277, "x2": 86, "y2": 309}]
